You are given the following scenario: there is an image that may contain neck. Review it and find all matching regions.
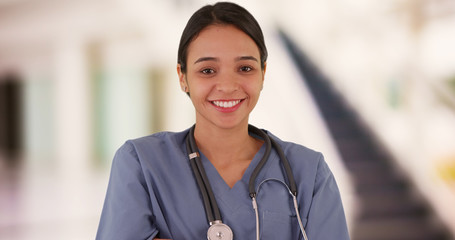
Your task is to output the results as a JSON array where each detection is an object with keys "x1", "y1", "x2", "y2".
[{"x1": 193, "y1": 123, "x2": 259, "y2": 165}]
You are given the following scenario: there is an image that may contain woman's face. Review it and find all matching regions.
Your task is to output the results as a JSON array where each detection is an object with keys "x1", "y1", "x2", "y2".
[{"x1": 178, "y1": 24, "x2": 266, "y2": 130}]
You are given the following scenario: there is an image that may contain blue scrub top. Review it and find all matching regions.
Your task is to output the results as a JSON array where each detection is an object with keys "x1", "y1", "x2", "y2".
[{"x1": 96, "y1": 128, "x2": 350, "y2": 240}]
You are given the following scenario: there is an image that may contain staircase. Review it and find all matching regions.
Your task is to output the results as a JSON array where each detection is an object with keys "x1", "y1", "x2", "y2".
[{"x1": 279, "y1": 31, "x2": 453, "y2": 240}]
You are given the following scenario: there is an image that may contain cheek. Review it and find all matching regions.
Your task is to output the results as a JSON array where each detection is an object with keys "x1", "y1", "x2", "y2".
[
  {"x1": 246, "y1": 79, "x2": 264, "y2": 95},
  {"x1": 188, "y1": 79, "x2": 212, "y2": 99}
]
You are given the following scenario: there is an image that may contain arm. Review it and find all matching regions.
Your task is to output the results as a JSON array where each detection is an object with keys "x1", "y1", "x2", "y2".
[
  {"x1": 96, "y1": 142, "x2": 159, "y2": 240},
  {"x1": 305, "y1": 156, "x2": 350, "y2": 240}
]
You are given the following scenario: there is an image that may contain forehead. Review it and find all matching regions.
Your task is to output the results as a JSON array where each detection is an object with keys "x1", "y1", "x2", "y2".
[{"x1": 187, "y1": 24, "x2": 260, "y2": 62}]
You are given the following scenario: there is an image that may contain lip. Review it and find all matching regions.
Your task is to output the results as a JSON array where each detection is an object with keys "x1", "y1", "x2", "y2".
[{"x1": 210, "y1": 99, "x2": 245, "y2": 113}]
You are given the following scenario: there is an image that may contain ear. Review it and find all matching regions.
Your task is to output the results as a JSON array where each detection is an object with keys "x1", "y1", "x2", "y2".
[
  {"x1": 261, "y1": 62, "x2": 267, "y2": 90},
  {"x1": 262, "y1": 62, "x2": 267, "y2": 80},
  {"x1": 177, "y1": 64, "x2": 188, "y2": 93}
]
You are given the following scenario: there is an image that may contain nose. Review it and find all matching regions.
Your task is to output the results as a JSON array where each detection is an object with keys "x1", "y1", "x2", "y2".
[{"x1": 215, "y1": 71, "x2": 239, "y2": 93}]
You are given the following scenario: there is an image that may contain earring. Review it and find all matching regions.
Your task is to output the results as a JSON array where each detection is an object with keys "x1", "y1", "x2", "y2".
[{"x1": 182, "y1": 86, "x2": 188, "y2": 92}]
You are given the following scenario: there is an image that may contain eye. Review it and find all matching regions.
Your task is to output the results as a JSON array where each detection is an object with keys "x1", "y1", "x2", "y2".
[
  {"x1": 239, "y1": 66, "x2": 253, "y2": 72},
  {"x1": 201, "y1": 68, "x2": 215, "y2": 74}
]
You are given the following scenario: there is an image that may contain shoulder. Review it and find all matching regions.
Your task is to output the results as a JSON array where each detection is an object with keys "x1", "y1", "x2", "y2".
[
  {"x1": 120, "y1": 129, "x2": 189, "y2": 152},
  {"x1": 266, "y1": 130, "x2": 323, "y2": 164},
  {"x1": 264, "y1": 129, "x2": 332, "y2": 180},
  {"x1": 128, "y1": 129, "x2": 188, "y2": 146},
  {"x1": 113, "y1": 128, "x2": 189, "y2": 165}
]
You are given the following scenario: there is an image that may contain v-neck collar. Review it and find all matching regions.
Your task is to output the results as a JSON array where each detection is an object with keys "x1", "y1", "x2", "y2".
[{"x1": 198, "y1": 142, "x2": 272, "y2": 210}]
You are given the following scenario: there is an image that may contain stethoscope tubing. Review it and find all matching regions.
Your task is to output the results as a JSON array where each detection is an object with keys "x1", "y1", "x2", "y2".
[
  {"x1": 186, "y1": 124, "x2": 307, "y2": 239},
  {"x1": 253, "y1": 178, "x2": 308, "y2": 240},
  {"x1": 247, "y1": 125, "x2": 298, "y2": 198},
  {"x1": 186, "y1": 127, "x2": 221, "y2": 223},
  {"x1": 247, "y1": 125, "x2": 272, "y2": 198}
]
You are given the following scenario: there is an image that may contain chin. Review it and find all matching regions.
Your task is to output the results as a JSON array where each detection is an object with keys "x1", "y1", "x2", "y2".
[{"x1": 214, "y1": 118, "x2": 249, "y2": 130}]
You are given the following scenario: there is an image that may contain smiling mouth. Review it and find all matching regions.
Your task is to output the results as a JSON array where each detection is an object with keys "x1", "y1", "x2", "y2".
[{"x1": 211, "y1": 99, "x2": 242, "y2": 108}]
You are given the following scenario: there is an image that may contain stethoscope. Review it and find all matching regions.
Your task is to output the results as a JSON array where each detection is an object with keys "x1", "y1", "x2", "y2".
[{"x1": 185, "y1": 124, "x2": 309, "y2": 240}]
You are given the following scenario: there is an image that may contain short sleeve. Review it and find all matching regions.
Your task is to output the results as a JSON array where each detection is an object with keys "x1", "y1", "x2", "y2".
[
  {"x1": 305, "y1": 154, "x2": 350, "y2": 239},
  {"x1": 96, "y1": 142, "x2": 159, "y2": 240}
]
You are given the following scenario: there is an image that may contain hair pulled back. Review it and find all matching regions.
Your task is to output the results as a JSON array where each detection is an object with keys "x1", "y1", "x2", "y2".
[{"x1": 177, "y1": 2, "x2": 268, "y2": 73}]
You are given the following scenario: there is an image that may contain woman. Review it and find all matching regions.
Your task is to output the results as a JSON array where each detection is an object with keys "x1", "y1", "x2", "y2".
[{"x1": 96, "y1": 2, "x2": 350, "y2": 240}]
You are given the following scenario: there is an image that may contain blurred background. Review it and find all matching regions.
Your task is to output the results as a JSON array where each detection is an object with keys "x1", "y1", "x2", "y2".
[{"x1": 1, "y1": 0, "x2": 455, "y2": 239}]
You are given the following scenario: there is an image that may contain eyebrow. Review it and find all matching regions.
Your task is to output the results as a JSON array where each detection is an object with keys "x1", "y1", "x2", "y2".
[
  {"x1": 235, "y1": 56, "x2": 258, "y2": 62},
  {"x1": 194, "y1": 57, "x2": 218, "y2": 64},
  {"x1": 193, "y1": 56, "x2": 259, "y2": 64}
]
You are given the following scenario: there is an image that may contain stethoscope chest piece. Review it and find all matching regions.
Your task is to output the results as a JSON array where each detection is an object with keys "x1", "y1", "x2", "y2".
[{"x1": 207, "y1": 221, "x2": 233, "y2": 240}]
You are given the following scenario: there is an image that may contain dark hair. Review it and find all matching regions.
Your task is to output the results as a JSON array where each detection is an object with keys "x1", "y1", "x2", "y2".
[{"x1": 177, "y1": 2, "x2": 268, "y2": 73}]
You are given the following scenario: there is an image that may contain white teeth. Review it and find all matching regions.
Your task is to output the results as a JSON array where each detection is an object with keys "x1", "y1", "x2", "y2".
[{"x1": 213, "y1": 100, "x2": 241, "y2": 108}]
